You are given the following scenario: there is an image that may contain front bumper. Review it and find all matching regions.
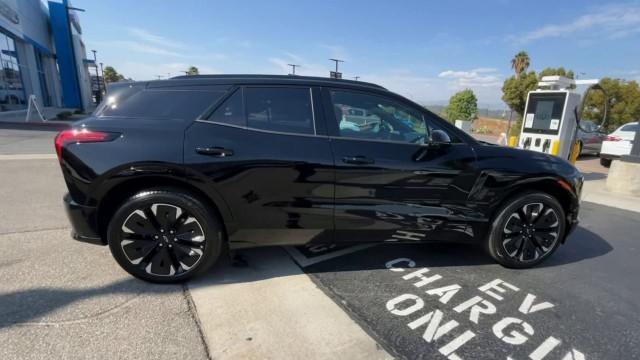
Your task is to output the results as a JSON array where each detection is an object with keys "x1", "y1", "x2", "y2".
[{"x1": 63, "y1": 193, "x2": 105, "y2": 245}]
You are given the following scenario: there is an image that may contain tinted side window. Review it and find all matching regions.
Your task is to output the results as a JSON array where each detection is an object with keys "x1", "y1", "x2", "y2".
[
  {"x1": 209, "y1": 89, "x2": 245, "y2": 126},
  {"x1": 245, "y1": 87, "x2": 314, "y2": 135},
  {"x1": 330, "y1": 90, "x2": 427, "y2": 144},
  {"x1": 97, "y1": 90, "x2": 223, "y2": 120}
]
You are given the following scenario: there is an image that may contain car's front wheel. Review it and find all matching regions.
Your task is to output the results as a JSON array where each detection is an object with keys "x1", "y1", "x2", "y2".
[
  {"x1": 107, "y1": 189, "x2": 223, "y2": 283},
  {"x1": 600, "y1": 158, "x2": 612, "y2": 167},
  {"x1": 487, "y1": 192, "x2": 565, "y2": 268}
]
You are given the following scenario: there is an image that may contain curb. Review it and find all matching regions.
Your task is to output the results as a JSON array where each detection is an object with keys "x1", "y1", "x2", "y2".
[{"x1": 0, "y1": 121, "x2": 71, "y2": 131}]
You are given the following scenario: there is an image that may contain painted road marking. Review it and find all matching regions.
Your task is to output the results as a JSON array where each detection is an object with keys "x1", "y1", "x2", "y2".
[
  {"x1": 0, "y1": 153, "x2": 56, "y2": 161},
  {"x1": 385, "y1": 257, "x2": 586, "y2": 360},
  {"x1": 285, "y1": 243, "x2": 376, "y2": 267}
]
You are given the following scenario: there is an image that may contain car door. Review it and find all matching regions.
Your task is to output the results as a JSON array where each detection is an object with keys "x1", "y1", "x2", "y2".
[
  {"x1": 323, "y1": 88, "x2": 479, "y2": 244},
  {"x1": 184, "y1": 86, "x2": 334, "y2": 248}
]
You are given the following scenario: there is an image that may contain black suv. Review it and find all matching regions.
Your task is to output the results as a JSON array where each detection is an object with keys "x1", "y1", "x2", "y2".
[{"x1": 56, "y1": 75, "x2": 583, "y2": 283}]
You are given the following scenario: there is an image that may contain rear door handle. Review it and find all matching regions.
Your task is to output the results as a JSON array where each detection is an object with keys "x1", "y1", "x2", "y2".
[
  {"x1": 342, "y1": 155, "x2": 375, "y2": 165},
  {"x1": 195, "y1": 146, "x2": 234, "y2": 157}
]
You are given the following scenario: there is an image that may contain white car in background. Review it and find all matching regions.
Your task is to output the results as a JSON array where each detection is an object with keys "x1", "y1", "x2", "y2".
[{"x1": 600, "y1": 122, "x2": 638, "y2": 167}]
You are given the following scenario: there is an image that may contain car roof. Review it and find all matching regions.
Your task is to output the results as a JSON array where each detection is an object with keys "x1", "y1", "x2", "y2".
[{"x1": 143, "y1": 74, "x2": 388, "y2": 91}]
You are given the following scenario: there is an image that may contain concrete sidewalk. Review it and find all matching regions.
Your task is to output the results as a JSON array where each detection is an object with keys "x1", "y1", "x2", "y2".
[
  {"x1": 0, "y1": 107, "x2": 87, "y2": 130},
  {"x1": 188, "y1": 247, "x2": 391, "y2": 360},
  {"x1": 582, "y1": 178, "x2": 640, "y2": 213}
]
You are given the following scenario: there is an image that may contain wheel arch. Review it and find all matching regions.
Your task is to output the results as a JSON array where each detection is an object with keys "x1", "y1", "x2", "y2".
[
  {"x1": 96, "y1": 175, "x2": 234, "y2": 242},
  {"x1": 490, "y1": 178, "x2": 577, "y2": 241}
]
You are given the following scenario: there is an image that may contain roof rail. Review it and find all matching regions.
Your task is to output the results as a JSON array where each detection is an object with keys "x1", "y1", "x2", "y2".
[{"x1": 169, "y1": 74, "x2": 387, "y2": 90}]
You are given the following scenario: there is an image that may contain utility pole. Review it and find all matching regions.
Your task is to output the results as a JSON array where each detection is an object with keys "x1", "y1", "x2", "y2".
[
  {"x1": 91, "y1": 49, "x2": 101, "y2": 103},
  {"x1": 287, "y1": 64, "x2": 300, "y2": 75},
  {"x1": 329, "y1": 58, "x2": 344, "y2": 79},
  {"x1": 99, "y1": 62, "x2": 106, "y2": 94},
  {"x1": 353, "y1": 76, "x2": 360, "y2": 81}
]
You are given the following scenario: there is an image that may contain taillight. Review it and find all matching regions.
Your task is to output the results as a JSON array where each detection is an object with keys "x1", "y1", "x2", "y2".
[
  {"x1": 54, "y1": 129, "x2": 118, "y2": 160},
  {"x1": 605, "y1": 135, "x2": 621, "y2": 142}
]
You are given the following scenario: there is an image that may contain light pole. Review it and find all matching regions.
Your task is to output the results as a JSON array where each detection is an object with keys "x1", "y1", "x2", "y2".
[
  {"x1": 287, "y1": 64, "x2": 300, "y2": 75},
  {"x1": 329, "y1": 58, "x2": 344, "y2": 79},
  {"x1": 91, "y1": 50, "x2": 101, "y2": 103}
]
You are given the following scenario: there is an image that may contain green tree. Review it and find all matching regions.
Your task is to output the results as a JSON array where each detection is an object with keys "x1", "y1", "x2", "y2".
[
  {"x1": 582, "y1": 78, "x2": 640, "y2": 131},
  {"x1": 539, "y1": 67, "x2": 574, "y2": 79},
  {"x1": 502, "y1": 71, "x2": 538, "y2": 116},
  {"x1": 186, "y1": 66, "x2": 199, "y2": 75},
  {"x1": 445, "y1": 89, "x2": 478, "y2": 122},
  {"x1": 511, "y1": 51, "x2": 530, "y2": 78},
  {"x1": 103, "y1": 66, "x2": 125, "y2": 83}
]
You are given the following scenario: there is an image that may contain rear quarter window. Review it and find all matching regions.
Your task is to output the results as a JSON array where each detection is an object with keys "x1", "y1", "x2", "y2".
[
  {"x1": 96, "y1": 89, "x2": 225, "y2": 120},
  {"x1": 620, "y1": 123, "x2": 639, "y2": 132}
]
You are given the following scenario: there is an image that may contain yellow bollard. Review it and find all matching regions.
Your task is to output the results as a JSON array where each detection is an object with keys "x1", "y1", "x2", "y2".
[
  {"x1": 508, "y1": 136, "x2": 518, "y2": 147},
  {"x1": 550, "y1": 140, "x2": 560, "y2": 155},
  {"x1": 569, "y1": 140, "x2": 580, "y2": 164}
]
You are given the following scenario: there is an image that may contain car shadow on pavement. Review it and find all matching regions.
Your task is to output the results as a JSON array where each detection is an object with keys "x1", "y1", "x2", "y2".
[
  {"x1": 0, "y1": 227, "x2": 611, "y2": 329},
  {"x1": 295, "y1": 225, "x2": 613, "y2": 274},
  {"x1": 0, "y1": 278, "x2": 182, "y2": 329},
  {"x1": 582, "y1": 172, "x2": 607, "y2": 181}
]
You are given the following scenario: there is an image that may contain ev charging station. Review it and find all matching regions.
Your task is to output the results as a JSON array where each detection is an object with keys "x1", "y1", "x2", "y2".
[{"x1": 518, "y1": 76, "x2": 606, "y2": 162}]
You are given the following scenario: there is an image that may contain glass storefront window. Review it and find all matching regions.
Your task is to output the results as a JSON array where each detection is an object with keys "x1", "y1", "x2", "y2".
[{"x1": 0, "y1": 31, "x2": 26, "y2": 111}]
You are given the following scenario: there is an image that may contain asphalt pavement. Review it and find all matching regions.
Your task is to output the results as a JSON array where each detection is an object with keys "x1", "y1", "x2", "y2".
[{"x1": 288, "y1": 201, "x2": 639, "y2": 359}]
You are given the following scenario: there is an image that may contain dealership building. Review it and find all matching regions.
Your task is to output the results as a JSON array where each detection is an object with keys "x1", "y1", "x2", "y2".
[{"x1": 0, "y1": 0, "x2": 93, "y2": 113}]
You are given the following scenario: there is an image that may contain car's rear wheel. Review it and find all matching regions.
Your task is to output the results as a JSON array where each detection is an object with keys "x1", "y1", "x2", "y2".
[
  {"x1": 487, "y1": 192, "x2": 565, "y2": 268},
  {"x1": 600, "y1": 158, "x2": 612, "y2": 167},
  {"x1": 107, "y1": 189, "x2": 223, "y2": 283}
]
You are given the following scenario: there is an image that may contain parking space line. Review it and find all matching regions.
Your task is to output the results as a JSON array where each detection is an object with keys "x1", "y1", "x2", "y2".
[
  {"x1": 0, "y1": 154, "x2": 57, "y2": 161},
  {"x1": 284, "y1": 244, "x2": 377, "y2": 267}
]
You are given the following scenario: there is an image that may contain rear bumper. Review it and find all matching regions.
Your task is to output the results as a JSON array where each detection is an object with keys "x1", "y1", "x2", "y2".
[
  {"x1": 63, "y1": 193, "x2": 105, "y2": 245},
  {"x1": 600, "y1": 153, "x2": 621, "y2": 160}
]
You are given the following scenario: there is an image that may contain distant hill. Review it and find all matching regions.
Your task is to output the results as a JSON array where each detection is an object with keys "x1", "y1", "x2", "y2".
[{"x1": 424, "y1": 104, "x2": 511, "y2": 120}]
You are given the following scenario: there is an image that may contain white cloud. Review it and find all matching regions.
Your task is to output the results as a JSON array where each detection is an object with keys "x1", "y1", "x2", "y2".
[
  {"x1": 438, "y1": 68, "x2": 502, "y2": 88},
  {"x1": 107, "y1": 40, "x2": 185, "y2": 58},
  {"x1": 268, "y1": 52, "x2": 329, "y2": 76},
  {"x1": 319, "y1": 44, "x2": 350, "y2": 61},
  {"x1": 117, "y1": 62, "x2": 221, "y2": 81},
  {"x1": 126, "y1": 27, "x2": 185, "y2": 49},
  {"x1": 516, "y1": 3, "x2": 640, "y2": 43}
]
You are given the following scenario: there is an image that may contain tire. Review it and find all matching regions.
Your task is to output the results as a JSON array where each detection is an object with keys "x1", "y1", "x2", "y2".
[
  {"x1": 107, "y1": 188, "x2": 223, "y2": 283},
  {"x1": 600, "y1": 158, "x2": 612, "y2": 168},
  {"x1": 487, "y1": 192, "x2": 565, "y2": 268}
]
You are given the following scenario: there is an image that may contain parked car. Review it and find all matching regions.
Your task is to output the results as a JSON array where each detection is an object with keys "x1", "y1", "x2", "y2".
[
  {"x1": 56, "y1": 75, "x2": 583, "y2": 283},
  {"x1": 600, "y1": 122, "x2": 638, "y2": 167},
  {"x1": 576, "y1": 120, "x2": 606, "y2": 156}
]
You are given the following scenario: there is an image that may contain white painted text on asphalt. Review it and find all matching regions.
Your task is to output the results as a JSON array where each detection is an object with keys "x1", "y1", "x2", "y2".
[{"x1": 385, "y1": 258, "x2": 585, "y2": 360}]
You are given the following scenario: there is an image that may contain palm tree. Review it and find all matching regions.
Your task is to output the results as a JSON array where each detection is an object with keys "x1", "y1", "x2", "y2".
[
  {"x1": 186, "y1": 66, "x2": 199, "y2": 76},
  {"x1": 511, "y1": 51, "x2": 530, "y2": 78}
]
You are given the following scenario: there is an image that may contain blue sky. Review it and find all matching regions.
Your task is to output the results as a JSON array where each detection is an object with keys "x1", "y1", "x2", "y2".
[{"x1": 72, "y1": 0, "x2": 640, "y2": 108}]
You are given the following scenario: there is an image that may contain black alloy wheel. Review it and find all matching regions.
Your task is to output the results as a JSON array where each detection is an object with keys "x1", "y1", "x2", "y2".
[
  {"x1": 108, "y1": 189, "x2": 222, "y2": 283},
  {"x1": 488, "y1": 192, "x2": 565, "y2": 268}
]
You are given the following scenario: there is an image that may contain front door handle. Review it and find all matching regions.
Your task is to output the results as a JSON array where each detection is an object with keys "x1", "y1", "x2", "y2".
[
  {"x1": 195, "y1": 146, "x2": 234, "y2": 157},
  {"x1": 342, "y1": 155, "x2": 375, "y2": 165}
]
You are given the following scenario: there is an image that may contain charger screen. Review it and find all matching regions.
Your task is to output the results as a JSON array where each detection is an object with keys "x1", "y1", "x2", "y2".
[{"x1": 523, "y1": 92, "x2": 566, "y2": 134}]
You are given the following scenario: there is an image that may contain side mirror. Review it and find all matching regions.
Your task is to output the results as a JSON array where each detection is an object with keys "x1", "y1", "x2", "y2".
[{"x1": 430, "y1": 129, "x2": 452, "y2": 144}]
